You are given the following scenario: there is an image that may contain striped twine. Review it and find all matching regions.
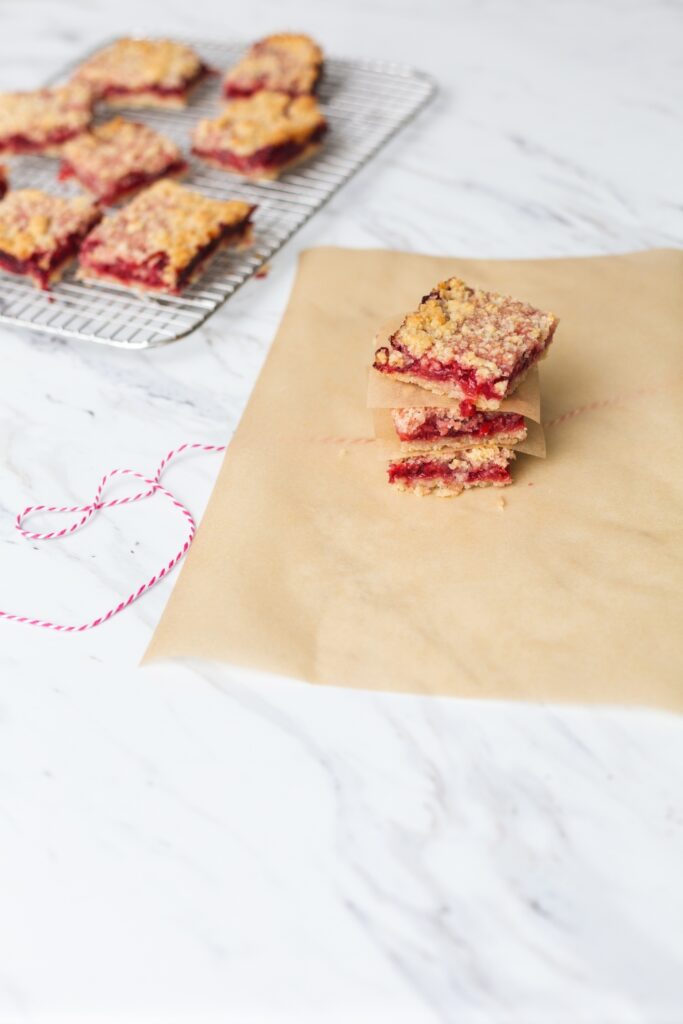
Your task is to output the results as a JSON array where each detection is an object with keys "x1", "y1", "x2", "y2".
[{"x1": 0, "y1": 442, "x2": 225, "y2": 633}]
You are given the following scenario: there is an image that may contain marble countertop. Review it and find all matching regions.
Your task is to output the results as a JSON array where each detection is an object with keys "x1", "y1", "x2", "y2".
[{"x1": 1, "y1": 1, "x2": 682, "y2": 1021}]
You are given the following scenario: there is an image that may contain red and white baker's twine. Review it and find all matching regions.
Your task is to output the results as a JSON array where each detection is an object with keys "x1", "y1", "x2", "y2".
[{"x1": 0, "y1": 442, "x2": 225, "y2": 633}]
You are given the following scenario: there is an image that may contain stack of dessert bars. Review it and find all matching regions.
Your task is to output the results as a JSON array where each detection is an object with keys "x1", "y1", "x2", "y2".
[{"x1": 371, "y1": 277, "x2": 558, "y2": 496}]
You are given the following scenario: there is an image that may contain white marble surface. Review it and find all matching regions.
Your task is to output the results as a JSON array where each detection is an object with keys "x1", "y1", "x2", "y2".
[{"x1": 0, "y1": 1, "x2": 682, "y2": 1021}]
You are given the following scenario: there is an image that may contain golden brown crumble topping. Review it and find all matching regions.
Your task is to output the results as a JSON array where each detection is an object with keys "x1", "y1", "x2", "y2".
[
  {"x1": 79, "y1": 179, "x2": 253, "y2": 286},
  {"x1": 375, "y1": 278, "x2": 558, "y2": 386},
  {"x1": 61, "y1": 117, "x2": 184, "y2": 197},
  {"x1": 0, "y1": 189, "x2": 100, "y2": 261},
  {"x1": 0, "y1": 83, "x2": 92, "y2": 149},
  {"x1": 75, "y1": 38, "x2": 204, "y2": 95},
  {"x1": 225, "y1": 33, "x2": 323, "y2": 95},
  {"x1": 193, "y1": 92, "x2": 326, "y2": 156}
]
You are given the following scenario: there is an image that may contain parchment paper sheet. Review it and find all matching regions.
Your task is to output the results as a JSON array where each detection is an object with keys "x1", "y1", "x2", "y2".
[{"x1": 145, "y1": 247, "x2": 683, "y2": 711}]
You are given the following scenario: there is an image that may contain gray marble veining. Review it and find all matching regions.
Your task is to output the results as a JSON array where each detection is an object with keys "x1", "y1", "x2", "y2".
[{"x1": 0, "y1": 1, "x2": 682, "y2": 1021}]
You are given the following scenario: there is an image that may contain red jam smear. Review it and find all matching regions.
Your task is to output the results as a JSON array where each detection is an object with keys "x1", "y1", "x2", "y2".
[
  {"x1": 388, "y1": 460, "x2": 511, "y2": 487},
  {"x1": 59, "y1": 158, "x2": 187, "y2": 205},
  {"x1": 193, "y1": 124, "x2": 326, "y2": 174},
  {"x1": 397, "y1": 411, "x2": 525, "y2": 442}
]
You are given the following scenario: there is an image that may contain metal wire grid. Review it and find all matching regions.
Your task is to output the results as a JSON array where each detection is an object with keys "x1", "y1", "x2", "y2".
[{"x1": 0, "y1": 38, "x2": 435, "y2": 349}]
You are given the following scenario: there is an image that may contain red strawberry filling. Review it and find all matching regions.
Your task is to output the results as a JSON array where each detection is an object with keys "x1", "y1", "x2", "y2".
[
  {"x1": 59, "y1": 158, "x2": 187, "y2": 205},
  {"x1": 99, "y1": 63, "x2": 210, "y2": 102},
  {"x1": 79, "y1": 213, "x2": 253, "y2": 294},
  {"x1": 193, "y1": 123, "x2": 326, "y2": 174},
  {"x1": 0, "y1": 227, "x2": 97, "y2": 289},
  {"x1": 0, "y1": 126, "x2": 85, "y2": 153},
  {"x1": 396, "y1": 411, "x2": 525, "y2": 442},
  {"x1": 388, "y1": 460, "x2": 511, "y2": 487}
]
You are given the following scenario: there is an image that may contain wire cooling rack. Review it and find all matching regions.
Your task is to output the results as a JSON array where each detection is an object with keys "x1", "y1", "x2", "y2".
[{"x1": 0, "y1": 37, "x2": 435, "y2": 349}]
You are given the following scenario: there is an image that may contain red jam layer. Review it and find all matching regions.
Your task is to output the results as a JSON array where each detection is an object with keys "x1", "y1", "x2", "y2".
[
  {"x1": 0, "y1": 126, "x2": 84, "y2": 154},
  {"x1": 397, "y1": 411, "x2": 525, "y2": 442},
  {"x1": 0, "y1": 228, "x2": 96, "y2": 289},
  {"x1": 224, "y1": 67, "x2": 321, "y2": 99},
  {"x1": 100, "y1": 64, "x2": 209, "y2": 101},
  {"x1": 377, "y1": 320, "x2": 557, "y2": 403},
  {"x1": 388, "y1": 460, "x2": 511, "y2": 486},
  {"x1": 194, "y1": 123, "x2": 326, "y2": 174},
  {"x1": 59, "y1": 158, "x2": 187, "y2": 205},
  {"x1": 79, "y1": 214, "x2": 253, "y2": 294}
]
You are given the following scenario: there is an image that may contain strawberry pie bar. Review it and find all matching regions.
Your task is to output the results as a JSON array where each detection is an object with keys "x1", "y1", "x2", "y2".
[
  {"x1": 388, "y1": 445, "x2": 515, "y2": 497},
  {"x1": 0, "y1": 189, "x2": 101, "y2": 289},
  {"x1": 392, "y1": 408, "x2": 527, "y2": 451},
  {"x1": 59, "y1": 117, "x2": 187, "y2": 205},
  {"x1": 223, "y1": 33, "x2": 323, "y2": 98},
  {"x1": 192, "y1": 91, "x2": 327, "y2": 180},
  {"x1": 74, "y1": 38, "x2": 209, "y2": 109},
  {"x1": 0, "y1": 82, "x2": 93, "y2": 154},
  {"x1": 78, "y1": 180, "x2": 255, "y2": 295},
  {"x1": 374, "y1": 277, "x2": 558, "y2": 413}
]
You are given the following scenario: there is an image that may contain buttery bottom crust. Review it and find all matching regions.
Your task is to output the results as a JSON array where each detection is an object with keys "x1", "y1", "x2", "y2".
[
  {"x1": 197, "y1": 141, "x2": 323, "y2": 181},
  {"x1": 104, "y1": 91, "x2": 190, "y2": 110},
  {"x1": 392, "y1": 476, "x2": 511, "y2": 498},
  {"x1": 399, "y1": 429, "x2": 526, "y2": 453},
  {"x1": 78, "y1": 226, "x2": 254, "y2": 295}
]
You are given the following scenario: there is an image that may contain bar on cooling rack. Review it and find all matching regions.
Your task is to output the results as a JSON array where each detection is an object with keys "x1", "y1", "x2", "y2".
[
  {"x1": 0, "y1": 189, "x2": 102, "y2": 289},
  {"x1": 0, "y1": 82, "x2": 93, "y2": 155},
  {"x1": 77, "y1": 180, "x2": 255, "y2": 295},
  {"x1": 59, "y1": 117, "x2": 187, "y2": 205},
  {"x1": 73, "y1": 37, "x2": 210, "y2": 109},
  {"x1": 223, "y1": 33, "x2": 323, "y2": 98},
  {"x1": 192, "y1": 91, "x2": 327, "y2": 180}
]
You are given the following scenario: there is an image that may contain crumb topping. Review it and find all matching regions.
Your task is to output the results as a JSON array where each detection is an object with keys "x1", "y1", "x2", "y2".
[
  {"x1": 0, "y1": 189, "x2": 100, "y2": 261},
  {"x1": 61, "y1": 117, "x2": 184, "y2": 195},
  {"x1": 225, "y1": 33, "x2": 322, "y2": 95},
  {"x1": 375, "y1": 278, "x2": 558, "y2": 385},
  {"x1": 75, "y1": 38, "x2": 204, "y2": 93},
  {"x1": 0, "y1": 83, "x2": 92, "y2": 145},
  {"x1": 79, "y1": 179, "x2": 253, "y2": 284},
  {"x1": 193, "y1": 91, "x2": 325, "y2": 156}
]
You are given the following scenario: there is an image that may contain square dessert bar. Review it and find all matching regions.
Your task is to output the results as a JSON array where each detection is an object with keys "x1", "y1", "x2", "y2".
[
  {"x1": 74, "y1": 38, "x2": 209, "y2": 108},
  {"x1": 223, "y1": 33, "x2": 323, "y2": 98},
  {"x1": 0, "y1": 166, "x2": 7, "y2": 200},
  {"x1": 374, "y1": 278, "x2": 558, "y2": 411},
  {"x1": 192, "y1": 91, "x2": 327, "y2": 180},
  {"x1": 59, "y1": 117, "x2": 187, "y2": 205},
  {"x1": 0, "y1": 189, "x2": 101, "y2": 289},
  {"x1": 78, "y1": 180, "x2": 255, "y2": 295},
  {"x1": 392, "y1": 408, "x2": 527, "y2": 451},
  {"x1": 388, "y1": 445, "x2": 515, "y2": 497},
  {"x1": 0, "y1": 82, "x2": 93, "y2": 155}
]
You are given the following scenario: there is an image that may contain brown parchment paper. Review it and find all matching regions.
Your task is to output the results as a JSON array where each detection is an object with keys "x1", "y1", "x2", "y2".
[{"x1": 145, "y1": 247, "x2": 683, "y2": 712}]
